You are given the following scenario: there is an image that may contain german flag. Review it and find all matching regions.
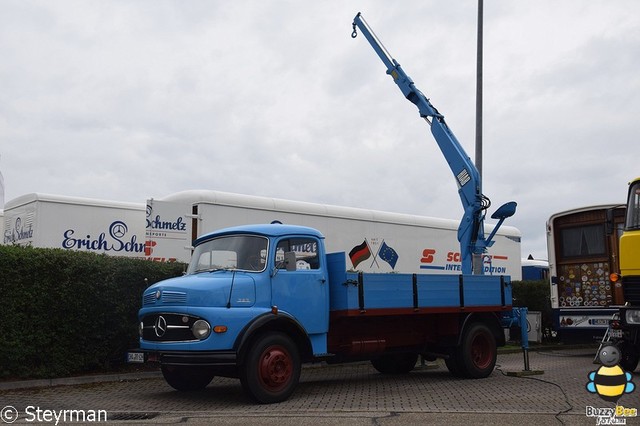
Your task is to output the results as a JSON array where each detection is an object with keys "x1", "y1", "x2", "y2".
[{"x1": 349, "y1": 240, "x2": 371, "y2": 268}]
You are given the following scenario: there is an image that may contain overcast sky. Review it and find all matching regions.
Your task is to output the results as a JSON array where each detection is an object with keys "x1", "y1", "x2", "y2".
[{"x1": 1, "y1": 1, "x2": 639, "y2": 260}]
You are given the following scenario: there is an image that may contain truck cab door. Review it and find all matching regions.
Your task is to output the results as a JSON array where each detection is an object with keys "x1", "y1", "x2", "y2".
[{"x1": 271, "y1": 237, "x2": 329, "y2": 335}]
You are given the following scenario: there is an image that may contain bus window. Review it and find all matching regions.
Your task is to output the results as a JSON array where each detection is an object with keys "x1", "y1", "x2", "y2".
[{"x1": 560, "y1": 224, "x2": 605, "y2": 257}]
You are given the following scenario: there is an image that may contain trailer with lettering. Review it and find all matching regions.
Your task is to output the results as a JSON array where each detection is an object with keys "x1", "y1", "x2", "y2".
[
  {"x1": 2, "y1": 193, "x2": 146, "y2": 257},
  {"x1": 145, "y1": 190, "x2": 522, "y2": 278}
]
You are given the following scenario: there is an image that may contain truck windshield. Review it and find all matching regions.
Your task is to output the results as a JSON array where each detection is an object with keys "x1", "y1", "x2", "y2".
[
  {"x1": 187, "y1": 235, "x2": 268, "y2": 274},
  {"x1": 626, "y1": 180, "x2": 640, "y2": 231}
]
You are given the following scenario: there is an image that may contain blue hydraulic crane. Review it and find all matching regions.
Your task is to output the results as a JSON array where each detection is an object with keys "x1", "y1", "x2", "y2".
[{"x1": 351, "y1": 12, "x2": 516, "y2": 275}]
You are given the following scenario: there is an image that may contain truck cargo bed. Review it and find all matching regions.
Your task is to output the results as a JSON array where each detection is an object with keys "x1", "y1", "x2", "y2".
[{"x1": 327, "y1": 252, "x2": 512, "y2": 315}]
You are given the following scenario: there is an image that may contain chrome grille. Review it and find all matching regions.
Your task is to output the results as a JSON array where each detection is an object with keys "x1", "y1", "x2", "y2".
[{"x1": 141, "y1": 313, "x2": 200, "y2": 342}]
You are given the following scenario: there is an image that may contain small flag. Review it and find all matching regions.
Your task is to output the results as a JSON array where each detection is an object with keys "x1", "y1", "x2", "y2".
[
  {"x1": 378, "y1": 241, "x2": 399, "y2": 269},
  {"x1": 349, "y1": 240, "x2": 371, "y2": 268}
]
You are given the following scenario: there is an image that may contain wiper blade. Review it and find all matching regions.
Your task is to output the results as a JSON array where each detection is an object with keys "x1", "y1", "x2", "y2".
[{"x1": 193, "y1": 267, "x2": 239, "y2": 274}]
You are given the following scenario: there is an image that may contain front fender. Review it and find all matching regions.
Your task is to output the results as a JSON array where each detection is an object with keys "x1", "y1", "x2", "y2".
[{"x1": 234, "y1": 311, "x2": 312, "y2": 364}]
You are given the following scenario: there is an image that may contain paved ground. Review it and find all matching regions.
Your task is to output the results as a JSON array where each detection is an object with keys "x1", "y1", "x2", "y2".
[{"x1": 1, "y1": 348, "x2": 638, "y2": 425}]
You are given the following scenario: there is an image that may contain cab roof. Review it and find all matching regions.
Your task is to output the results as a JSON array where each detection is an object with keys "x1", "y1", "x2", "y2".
[{"x1": 194, "y1": 223, "x2": 324, "y2": 246}]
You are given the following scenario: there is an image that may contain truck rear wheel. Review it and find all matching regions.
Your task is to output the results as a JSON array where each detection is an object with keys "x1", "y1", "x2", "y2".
[
  {"x1": 161, "y1": 365, "x2": 215, "y2": 391},
  {"x1": 371, "y1": 353, "x2": 418, "y2": 374},
  {"x1": 240, "y1": 332, "x2": 301, "y2": 404},
  {"x1": 458, "y1": 322, "x2": 497, "y2": 378},
  {"x1": 444, "y1": 353, "x2": 465, "y2": 378}
]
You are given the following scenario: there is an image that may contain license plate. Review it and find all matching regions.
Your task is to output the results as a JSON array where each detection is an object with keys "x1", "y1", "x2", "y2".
[{"x1": 127, "y1": 352, "x2": 145, "y2": 363}]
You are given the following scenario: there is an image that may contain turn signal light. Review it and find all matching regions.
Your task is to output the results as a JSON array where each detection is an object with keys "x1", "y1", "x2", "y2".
[
  {"x1": 610, "y1": 273, "x2": 621, "y2": 283},
  {"x1": 213, "y1": 325, "x2": 228, "y2": 334}
]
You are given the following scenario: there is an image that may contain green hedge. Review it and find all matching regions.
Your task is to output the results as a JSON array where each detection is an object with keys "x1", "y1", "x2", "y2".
[
  {"x1": 511, "y1": 279, "x2": 554, "y2": 341},
  {"x1": 0, "y1": 245, "x2": 185, "y2": 380}
]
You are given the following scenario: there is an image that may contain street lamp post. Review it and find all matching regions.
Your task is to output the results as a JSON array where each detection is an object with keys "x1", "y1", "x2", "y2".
[{"x1": 475, "y1": 0, "x2": 483, "y2": 178}]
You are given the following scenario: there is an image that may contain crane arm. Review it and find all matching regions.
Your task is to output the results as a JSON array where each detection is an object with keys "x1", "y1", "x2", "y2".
[{"x1": 352, "y1": 12, "x2": 515, "y2": 274}]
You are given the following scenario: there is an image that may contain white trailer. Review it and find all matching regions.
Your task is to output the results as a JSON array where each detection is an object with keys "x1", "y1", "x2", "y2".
[
  {"x1": 3, "y1": 193, "x2": 146, "y2": 257},
  {"x1": 1, "y1": 190, "x2": 522, "y2": 278},
  {"x1": 146, "y1": 190, "x2": 522, "y2": 279}
]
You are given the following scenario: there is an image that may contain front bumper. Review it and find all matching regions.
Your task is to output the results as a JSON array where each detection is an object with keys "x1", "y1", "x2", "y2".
[{"x1": 128, "y1": 349, "x2": 238, "y2": 367}]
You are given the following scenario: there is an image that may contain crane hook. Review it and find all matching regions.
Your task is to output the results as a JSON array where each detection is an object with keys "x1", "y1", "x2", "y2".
[{"x1": 351, "y1": 22, "x2": 358, "y2": 38}]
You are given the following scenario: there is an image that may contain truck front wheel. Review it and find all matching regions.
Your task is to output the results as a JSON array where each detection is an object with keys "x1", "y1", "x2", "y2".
[
  {"x1": 240, "y1": 332, "x2": 301, "y2": 404},
  {"x1": 161, "y1": 365, "x2": 215, "y2": 391},
  {"x1": 458, "y1": 322, "x2": 497, "y2": 378}
]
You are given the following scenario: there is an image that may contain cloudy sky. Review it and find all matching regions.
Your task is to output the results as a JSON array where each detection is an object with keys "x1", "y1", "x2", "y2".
[{"x1": 1, "y1": 1, "x2": 639, "y2": 260}]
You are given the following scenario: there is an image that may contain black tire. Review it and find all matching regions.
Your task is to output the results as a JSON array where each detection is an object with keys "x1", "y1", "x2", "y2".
[
  {"x1": 457, "y1": 322, "x2": 497, "y2": 379},
  {"x1": 444, "y1": 352, "x2": 466, "y2": 378},
  {"x1": 161, "y1": 365, "x2": 215, "y2": 391},
  {"x1": 371, "y1": 353, "x2": 418, "y2": 374},
  {"x1": 240, "y1": 332, "x2": 301, "y2": 404},
  {"x1": 617, "y1": 342, "x2": 640, "y2": 372}
]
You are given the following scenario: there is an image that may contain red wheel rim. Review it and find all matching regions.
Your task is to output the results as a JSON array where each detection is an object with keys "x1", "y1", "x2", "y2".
[
  {"x1": 258, "y1": 345, "x2": 292, "y2": 391},
  {"x1": 470, "y1": 332, "x2": 492, "y2": 370}
]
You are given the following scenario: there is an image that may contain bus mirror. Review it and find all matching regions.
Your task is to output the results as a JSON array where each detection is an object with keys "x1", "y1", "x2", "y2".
[{"x1": 606, "y1": 208, "x2": 615, "y2": 235}]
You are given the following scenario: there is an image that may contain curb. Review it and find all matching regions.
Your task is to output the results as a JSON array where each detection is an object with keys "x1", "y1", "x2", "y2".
[
  {"x1": 0, "y1": 371, "x2": 162, "y2": 391},
  {"x1": 0, "y1": 363, "x2": 335, "y2": 392}
]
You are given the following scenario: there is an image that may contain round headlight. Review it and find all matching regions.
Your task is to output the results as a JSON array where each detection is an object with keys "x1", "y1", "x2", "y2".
[
  {"x1": 626, "y1": 310, "x2": 640, "y2": 325},
  {"x1": 192, "y1": 320, "x2": 211, "y2": 340}
]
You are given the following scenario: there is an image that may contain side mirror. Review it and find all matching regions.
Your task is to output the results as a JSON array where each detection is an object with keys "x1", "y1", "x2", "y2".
[
  {"x1": 284, "y1": 251, "x2": 297, "y2": 272},
  {"x1": 491, "y1": 201, "x2": 517, "y2": 220},
  {"x1": 485, "y1": 201, "x2": 517, "y2": 247}
]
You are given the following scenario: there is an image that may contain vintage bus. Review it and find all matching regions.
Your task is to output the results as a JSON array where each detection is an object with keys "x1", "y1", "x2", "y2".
[{"x1": 547, "y1": 205, "x2": 626, "y2": 342}]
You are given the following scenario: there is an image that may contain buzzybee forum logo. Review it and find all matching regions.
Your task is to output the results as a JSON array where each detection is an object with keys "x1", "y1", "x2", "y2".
[
  {"x1": 585, "y1": 345, "x2": 637, "y2": 424},
  {"x1": 587, "y1": 345, "x2": 635, "y2": 402}
]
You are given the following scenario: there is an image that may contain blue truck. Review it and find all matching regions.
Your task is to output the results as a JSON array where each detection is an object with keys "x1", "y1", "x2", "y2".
[{"x1": 128, "y1": 13, "x2": 519, "y2": 403}]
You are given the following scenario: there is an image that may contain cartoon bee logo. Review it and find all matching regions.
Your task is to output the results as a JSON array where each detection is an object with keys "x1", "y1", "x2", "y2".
[{"x1": 586, "y1": 345, "x2": 635, "y2": 402}]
